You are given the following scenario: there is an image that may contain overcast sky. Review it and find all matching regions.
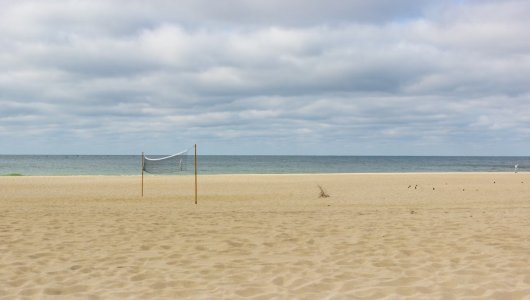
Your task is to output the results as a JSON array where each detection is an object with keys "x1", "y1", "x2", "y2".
[{"x1": 1, "y1": 0, "x2": 529, "y2": 155}]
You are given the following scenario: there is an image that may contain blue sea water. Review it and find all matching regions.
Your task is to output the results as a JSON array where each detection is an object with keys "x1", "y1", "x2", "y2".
[{"x1": 0, "y1": 155, "x2": 527, "y2": 176}]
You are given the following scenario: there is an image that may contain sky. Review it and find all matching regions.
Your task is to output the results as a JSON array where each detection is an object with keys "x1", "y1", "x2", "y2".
[{"x1": 1, "y1": 0, "x2": 529, "y2": 155}]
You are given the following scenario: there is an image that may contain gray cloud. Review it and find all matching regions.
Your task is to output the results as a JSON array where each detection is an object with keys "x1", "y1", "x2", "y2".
[{"x1": 1, "y1": 0, "x2": 529, "y2": 155}]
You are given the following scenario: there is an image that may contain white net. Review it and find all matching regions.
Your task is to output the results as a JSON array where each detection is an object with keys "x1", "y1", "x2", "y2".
[{"x1": 143, "y1": 149, "x2": 190, "y2": 174}]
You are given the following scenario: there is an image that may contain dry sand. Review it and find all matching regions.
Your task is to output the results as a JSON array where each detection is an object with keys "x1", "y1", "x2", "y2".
[{"x1": 1, "y1": 173, "x2": 529, "y2": 299}]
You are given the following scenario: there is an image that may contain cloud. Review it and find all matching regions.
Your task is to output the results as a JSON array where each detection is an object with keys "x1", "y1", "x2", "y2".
[{"x1": 0, "y1": 0, "x2": 529, "y2": 154}]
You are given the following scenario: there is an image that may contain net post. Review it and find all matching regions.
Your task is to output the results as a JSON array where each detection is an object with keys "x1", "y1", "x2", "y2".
[
  {"x1": 141, "y1": 152, "x2": 144, "y2": 197},
  {"x1": 194, "y1": 144, "x2": 198, "y2": 205}
]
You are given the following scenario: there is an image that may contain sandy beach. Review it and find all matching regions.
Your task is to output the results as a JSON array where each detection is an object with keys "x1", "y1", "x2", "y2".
[{"x1": 1, "y1": 173, "x2": 529, "y2": 299}]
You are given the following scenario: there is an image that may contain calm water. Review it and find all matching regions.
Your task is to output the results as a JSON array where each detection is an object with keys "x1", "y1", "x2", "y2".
[{"x1": 0, "y1": 155, "x2": 527, "y2": 176}]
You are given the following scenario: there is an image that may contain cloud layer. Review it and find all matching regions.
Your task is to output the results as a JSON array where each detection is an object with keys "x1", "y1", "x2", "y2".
[{"x1": 1, "y1": 0, "x2": 529, "y2": 154}]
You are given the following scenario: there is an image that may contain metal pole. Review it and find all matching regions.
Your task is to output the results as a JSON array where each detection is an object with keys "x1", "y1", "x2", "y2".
[
  {"x1": 141, "y1": 152, "x2": 144, "y2": 197},
  {"x1": 194, "y1": 144, "x2": 198, "y2": 204}
]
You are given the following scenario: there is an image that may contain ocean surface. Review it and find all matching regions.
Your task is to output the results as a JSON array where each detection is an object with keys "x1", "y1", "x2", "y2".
[{"x1": 0, "y1": 155, "x2": 528, "y2": 176}]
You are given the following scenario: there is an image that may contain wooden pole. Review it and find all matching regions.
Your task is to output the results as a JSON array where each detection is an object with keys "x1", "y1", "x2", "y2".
[
  {"x1": 194, "y1": 144, "x2": 198, "y2": 205},
  {"x1": 141, "y1": 152, "x2": 144, "y2": 197}
]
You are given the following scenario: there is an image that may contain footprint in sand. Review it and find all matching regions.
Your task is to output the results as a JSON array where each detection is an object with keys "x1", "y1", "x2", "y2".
[
  {"x1": 235, "y1": 287, "x2": 266, "y2": 297},
  {"x1": 70, "y1": 265, "x2": 82, "y2": 271},
  {"x1": 272, "y1": 276, "x2": 284, "y2": 286},
  {"x1": 44, "y1": 285, "x2": 88, "y2": 295},
  {"x1": 7, "y1": 279, "x2": 26, "y2": 288},
  {"x1": 150, "y1": 281, "x2": 167, "y2": 290},
  {"x1": 28, "y1": 252, "x2": 52, "y2": 259},
  {"x1": 19, "y1": 288, "x2": 39, "y2": 296},
  {"x1": 130, "y1": 273, "x2": 148, "y2": 282}
]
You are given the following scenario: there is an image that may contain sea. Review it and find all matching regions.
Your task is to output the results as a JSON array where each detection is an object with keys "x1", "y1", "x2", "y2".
[{"x1": 0, "y1": 155, "x2": 527, "y2": 176}]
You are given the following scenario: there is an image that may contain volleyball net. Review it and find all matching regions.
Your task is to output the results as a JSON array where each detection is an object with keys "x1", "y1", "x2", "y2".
[
  {"x1": 142, "y1": 148, "x2": 190, "y2": 174},
  {"x1": 141, "y1": 145, "x2": 198, "y2": 204}
]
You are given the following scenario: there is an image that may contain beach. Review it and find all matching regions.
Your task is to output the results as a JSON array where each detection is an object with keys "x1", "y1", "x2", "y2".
[{"x1": 1, "y1": 173, "x2": 529, "y2": 299}]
